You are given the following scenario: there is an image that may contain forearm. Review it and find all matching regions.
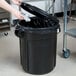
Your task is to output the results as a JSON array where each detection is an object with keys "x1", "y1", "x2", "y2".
[
  {"x1": 0, "y1": 0, "x2": 24, "y2": 20},
  {"x1": 0, "y1": 0, "x2": 16, "y2": 14}
]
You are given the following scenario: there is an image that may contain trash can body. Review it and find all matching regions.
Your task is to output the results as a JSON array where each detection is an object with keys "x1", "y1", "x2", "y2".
[{"x1": 20, "y1": 30, "x2": 57, "y2": 74}]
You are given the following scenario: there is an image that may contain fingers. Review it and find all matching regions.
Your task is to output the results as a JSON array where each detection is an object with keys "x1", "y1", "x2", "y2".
[
  {"x1": 18, "y1": 15, "x2": 24, "y2": 20},
  {"x1": 11, "y1": 0, "x2": 24, "y2": 20},
  {"x1": 12, "y1": 0, "x2": 22, "y2": 5},
  {"x1": 17, "y1": 0, "x2": 22, "y2": 5},
  {"x1": 12, "y1": 10, "x2": 24, "y2": 20},
  {"x1": 17, "y1": 12, "x2": 24, "y2": 20}
]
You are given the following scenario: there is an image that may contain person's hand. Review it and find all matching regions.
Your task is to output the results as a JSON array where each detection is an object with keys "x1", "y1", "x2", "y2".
[
  {"x1": 11, "y1": 0, "x2": 24, "y2": 20},
  {"x1": 14, "y1": 11, "x2": 24, "y2": 20},
  {"x1": 12, "y1": 10, "x2": 24, "y2": 20},
  {"x1": 11, "y1": 0, "x2": 22, "y2": 5}
]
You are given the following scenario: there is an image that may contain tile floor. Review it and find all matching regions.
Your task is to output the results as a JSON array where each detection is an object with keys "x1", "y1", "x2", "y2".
[{"x1": 0, "y1": 18, "x2": 76, "y2": 76}]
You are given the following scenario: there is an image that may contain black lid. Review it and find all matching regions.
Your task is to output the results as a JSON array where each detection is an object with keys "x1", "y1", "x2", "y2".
[{"x1": 20, "y1": 2, "x2": 49, "y2": 19}]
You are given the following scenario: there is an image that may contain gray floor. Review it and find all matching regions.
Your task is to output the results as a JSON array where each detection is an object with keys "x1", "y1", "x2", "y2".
[{"x1": 0, "y1": 18, "x2": 76, "y2": 76}]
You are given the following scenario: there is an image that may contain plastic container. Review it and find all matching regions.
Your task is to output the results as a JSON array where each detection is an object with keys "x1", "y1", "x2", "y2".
[{"x1": 15, "y1": 2, "x2": 60, "y2": 75}]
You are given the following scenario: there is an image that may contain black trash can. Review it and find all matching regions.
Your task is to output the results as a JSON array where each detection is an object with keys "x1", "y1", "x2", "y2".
[{"x1": 15, "y1": 2, "x2": 60, "y2": 75}]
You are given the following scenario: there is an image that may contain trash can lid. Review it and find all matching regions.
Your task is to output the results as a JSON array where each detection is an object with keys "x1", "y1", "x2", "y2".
[
  {"x1": 17, "y1": 3, "x2": 60, "y2": 33},
  {"x1": 20, "y1": 2, "x2": 49, "y2": 19}
]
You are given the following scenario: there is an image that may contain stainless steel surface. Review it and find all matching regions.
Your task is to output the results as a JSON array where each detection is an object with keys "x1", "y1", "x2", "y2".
[
  {"x1": 63, "y1": 0, "x2": 68, "y2": 50},
  {"x1": 45, "y1": 0, "x2": 55, "y2": 14},
  {"x1": 66, "y1": 28, "x2": 76, "y2": 38},
  {"x1": 63, "y1": 0, "x2": 76, "y2": 52},
  {"x1": 52, "y1": 0, "x2": 55, "y2": 16}
]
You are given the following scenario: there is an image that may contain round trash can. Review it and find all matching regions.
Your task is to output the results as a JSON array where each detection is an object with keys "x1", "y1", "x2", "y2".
[
  {"x1": 15, "y1": 2, "x2": 60, "y2": 75},
  {"x1": 15, "y1": 16, "x2": 60, "y2": 75}
]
